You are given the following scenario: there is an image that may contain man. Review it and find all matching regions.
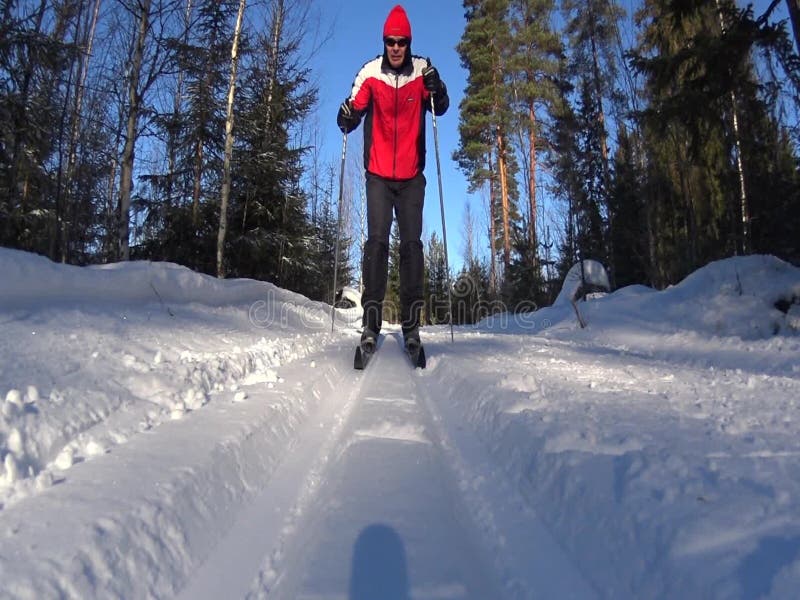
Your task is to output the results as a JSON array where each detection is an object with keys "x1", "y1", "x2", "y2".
[{"x1": 336, "y1": 4, "x2": 449, "y2": 357}]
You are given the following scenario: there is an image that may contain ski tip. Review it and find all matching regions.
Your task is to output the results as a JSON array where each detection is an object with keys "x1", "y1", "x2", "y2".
[
  {"x1": 354, "y1": 346, "x2": 364, "y2": 370},
  {"x1": 354, "y1": 344, "x2": 376, "y2": 370},
  {"x1": 406, "y1": 345, "x2": 426, "y2": 369},
  {"x1": 417, "y1": 346, "x2": 426, "y2": 369}
]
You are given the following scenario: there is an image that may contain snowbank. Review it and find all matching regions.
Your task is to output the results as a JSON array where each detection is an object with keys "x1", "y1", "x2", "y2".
[
  {"x1": 476, "y1": 255, "x2": 800, "y2": 341},
  {"x1": 0, "y1": 248, "x2": 359, "y2": 508}
]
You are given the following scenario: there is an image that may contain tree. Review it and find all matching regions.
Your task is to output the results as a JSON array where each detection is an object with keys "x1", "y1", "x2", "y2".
[
  {"x1": 608, "y1": 124, "x2": 649, "y2": 287},
  {"x1": 550, "y1": 71, "x2": 605, "y2": 279},
  {"x1": 504, "y1": 219, "x2": 547, "y2": 309},
  {"x1": 136, "y1": 0, "x2": 230, "y2": 271},
  {"x1": 1, "y1": 0, "x2": 77, "y2": 256},
  {"x1": 225, "y1": 0, "x2": 318, "y2": 291},
  {"x1": 117, "y1": 0, "x2": 178, "y2": 261},
  {"x1": 561, "y1": 0, "x2": 625, "y2": 282},
  {"x1": 310, "y1": 172, "x2": 353, "y2": 304},
  {"x1": 384, "y1": 222, "x2": 401, "y2": 324},
  {"x1": 455, "y1": 0, "x2": 520, "y2": 276},
  {"x1": 506, "y1": 0, "x2": 561, "y2": 266},
  {"x1": 632, "y1": 0, "x2": 800, "y2": 283},
  {"x1": 59, "y1": 0, "x2": 102, "y2": 264},
  {"x1": 425, "y1": 231, "x2": 449, "y2": 324},
  {"x1": 216, "y1": 0, "x2": 246, "y2": 277},
  {"x1": 788, "y1": 0, "x2": 800, "y2": 55}
]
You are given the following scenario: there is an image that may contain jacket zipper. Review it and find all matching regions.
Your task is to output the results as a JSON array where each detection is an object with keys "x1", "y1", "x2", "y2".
[{"x1": 393, "y1": 73, "x2": 399, "y2": 179}]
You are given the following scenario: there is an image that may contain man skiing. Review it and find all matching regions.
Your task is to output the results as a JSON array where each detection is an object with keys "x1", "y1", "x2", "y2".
[{"x1": 336, "y1": 4, "x2": 449, "y2": 365}]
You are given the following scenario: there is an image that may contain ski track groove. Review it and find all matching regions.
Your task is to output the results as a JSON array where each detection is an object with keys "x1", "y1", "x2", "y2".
[
  {"x1": 176, "y1": 338, "x2": 374, "y2": 600},
  {"x1": 242, "y1": 333, "x2": 409, "y2": 599},
  {"x1": 244, "y1": 331, "x2": 591, "y2": 600},
  {"x1": 242, "y1": 334, "x2": 500, "y2": 600},
  {"x1": 412, "y1": 333, "x2": 599, "y2": 600}
]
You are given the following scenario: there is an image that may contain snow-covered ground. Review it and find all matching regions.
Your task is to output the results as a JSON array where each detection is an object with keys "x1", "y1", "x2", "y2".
[{"x1": 1, "y1": 247, "x2": 799, "y2": 599}]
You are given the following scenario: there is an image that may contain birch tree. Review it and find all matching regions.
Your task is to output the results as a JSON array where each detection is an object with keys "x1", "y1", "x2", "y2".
[
  {"x1": 216, "y1": 0, "x2": 246, "y2": 277},
  {"x1": 116, "y1": 0, "x2": 178, "y2": 260},
  {"x1": 117, "y1": 0, "x2": 151, "y2": 261}
]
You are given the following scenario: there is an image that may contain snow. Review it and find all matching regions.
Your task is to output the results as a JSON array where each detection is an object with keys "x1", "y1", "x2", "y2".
[
  {"x1": 554, "y1": 259, "x2": 611, "y2": 306},
  {"x1": 1, "y1": 247, "x2": 800, "y2": 599}
]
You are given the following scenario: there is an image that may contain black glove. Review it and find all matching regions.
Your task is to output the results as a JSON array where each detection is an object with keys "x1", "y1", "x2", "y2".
[
  {"x1": 336, "y1": 99, "x2": 360, "y2": 133},
  {"x1": 422, "y1": 63, "x2": 443, "y2": 94}
]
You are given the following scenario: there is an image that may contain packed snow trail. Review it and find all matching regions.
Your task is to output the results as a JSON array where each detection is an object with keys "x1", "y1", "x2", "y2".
[
  {"x1": 174, "y1": 331, "x2": 580, "y2": 600},
  {"x1": 249, "y1": 332, "x2": 501, "y2": 598},
  {"x1": 260, "y1": 332, "x2": 492, "y2": 597},
  {"x1": 176, "y1": 340, "x2": 366, "y2": 600},
  {"x1": 252, "y1": 334, "x2": 595, "y2": 600}
]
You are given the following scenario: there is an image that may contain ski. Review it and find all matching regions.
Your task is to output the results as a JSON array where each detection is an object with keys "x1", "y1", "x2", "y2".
[
  {"x1": 405, "y1": 343, "x2": 426, "y2": 369},
  {"x1": 353, "y1": 345, "x2": 374, "y2": 370},
  {"x1": 354, "y1": 337, "x2": 378, "y2": 370}
]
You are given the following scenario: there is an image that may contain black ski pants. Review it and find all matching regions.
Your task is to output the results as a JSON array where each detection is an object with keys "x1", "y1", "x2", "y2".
[{"x1": 361, "y1": 172, "x2": 425, "y2": 337}]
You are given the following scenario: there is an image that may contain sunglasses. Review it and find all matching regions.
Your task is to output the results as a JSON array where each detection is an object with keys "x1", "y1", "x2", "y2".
[{"x1": 384, "y1": 37, "x2": 409, "y2": 48}]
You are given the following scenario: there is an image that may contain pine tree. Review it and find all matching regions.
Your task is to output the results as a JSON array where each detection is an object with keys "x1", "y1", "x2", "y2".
[
  {"x1": 609, "y1": 124, "x2": 649, "y2": 287},
  {"x1": 550, "y1": 72, "x2": 604, "y2": 279},
  {"x1": 0, "y1": 1, "x2": 80, "y2": 257},
  {"x1": 738, "y1": 81, "x2": 800, "y2": 264},
  {"x1": 503, "y1": 219, "x2": 546, "y2": 309},
  {"x1": 225, "y1": 0, "x2": 318, "y2": 290},
  {"x1": 425, "y1": 232, "x2": 449, "y2": 325},
  {"x1": 561, "y1": 0, "x2": 625, "y2": 282},
  {"x1": 384, "y1": 223, "x2": 401, "y2": 324},
  {"x1": 453, "y1": 260, "x2": 492, "y2": 324},
  {"x1": 310, "y1": 184, "x2": 353, "y2": 304},
  {"x1": 506, "y1": 0, "x2": 561, "y2": 267},
  {"x1": 632, "y1": 0, "x2": 800, "y2": 282},
  {"x1": 138, "y1": 0, "x2": 231, "y2": 272},
  {"x1": 455, "y1": 0, "x2": 520, "y2": 276}
]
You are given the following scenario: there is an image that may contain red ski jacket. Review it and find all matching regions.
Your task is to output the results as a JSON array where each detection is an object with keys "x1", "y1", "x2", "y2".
[{"x1": 349, "y1": 55, "x2": 449, "y2": 181}]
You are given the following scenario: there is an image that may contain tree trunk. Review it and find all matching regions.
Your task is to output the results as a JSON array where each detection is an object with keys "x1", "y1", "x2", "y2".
[
  {"x1": 787, "y1": 0, "x2": 800, "y2": 55},
  {"x1": 62, "y1": 0, "x2": 101, "y2": 262},
  {"x1": 8, "y1": 0, "x2": 47, "y2": 217},
  {"x1": 167, "y1": 0, "x2": 193, "y2": 210},
  {"x1": 265, "y1": 0, "x2": 284, "y2": 130},
  {"x1": 487, "y1": 153, "x2": 498, "y2": 294},
  {"x1": 489, "y1": 41, "x2": 511, "y2": 274},
  {"x1": 118, "y1": 0, "x2": 152, "y2": 261},
  {"x1": 217, "y1": 0, "x2": 247, "y2": 278},
  {"x1": 192, "y1": 138, "x2": 204, "y2": 225},
  {"x1": 527, "y1": 102, "x2": 537, "y2": 262},
  {"x1": 53, "y1": 12, "x2": 79, "y2": 262},
  {"x1": 716, "y1": 0, "x2": 749, "y2": 253},
  {"x1": 496, "y1": 132, "x2": 511, "y2": 271}
]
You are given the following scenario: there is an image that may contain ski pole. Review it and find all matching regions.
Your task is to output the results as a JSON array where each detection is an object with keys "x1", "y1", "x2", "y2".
[
  {"x1": 331, "y1": 132, "x2": 347, "y2": 333},
  {"x1": 430, "y1": 91, "x2": 454, "y2": 343},
  {"x1": 570, "y1": 194, "x2": 586, "y2": 329}
]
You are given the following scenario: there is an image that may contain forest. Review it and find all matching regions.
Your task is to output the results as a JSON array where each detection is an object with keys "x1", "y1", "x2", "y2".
[{"x1": 1, "y1": 0, "x2": 798, "y2": 324}]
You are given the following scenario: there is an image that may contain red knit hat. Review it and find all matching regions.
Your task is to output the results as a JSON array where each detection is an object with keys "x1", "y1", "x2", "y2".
[{"x1": 383, "y1": 5, "x2": 412, "y2": 40}]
